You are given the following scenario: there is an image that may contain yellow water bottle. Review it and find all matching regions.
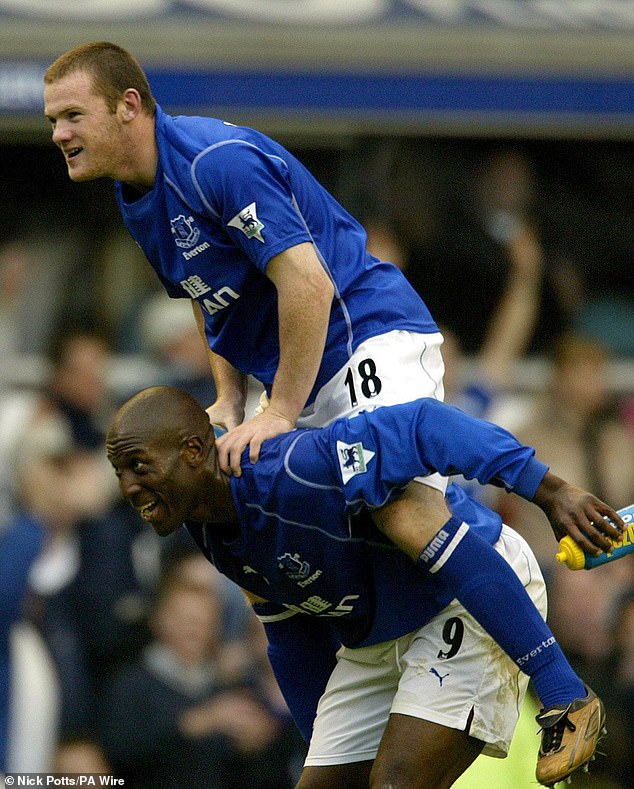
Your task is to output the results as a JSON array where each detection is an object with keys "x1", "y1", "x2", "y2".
[{"x1": 556, "y1": 503, "x2": 634, "y2": 570}]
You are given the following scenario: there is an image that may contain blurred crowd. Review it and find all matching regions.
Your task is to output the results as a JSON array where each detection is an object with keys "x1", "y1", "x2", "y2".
[{"x1": 1, "y1": 137, "x2": 633, "y2": 787}]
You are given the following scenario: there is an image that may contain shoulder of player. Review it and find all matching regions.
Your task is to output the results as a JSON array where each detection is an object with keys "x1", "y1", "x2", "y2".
[{"x1": 255, "y1": 428, "x2": 341, "y2": 490}]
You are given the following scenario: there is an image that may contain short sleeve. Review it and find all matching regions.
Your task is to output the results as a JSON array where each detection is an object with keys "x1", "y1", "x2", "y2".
[{"x1": 192, "y1": 141, "x2": 312, "y2": 271}]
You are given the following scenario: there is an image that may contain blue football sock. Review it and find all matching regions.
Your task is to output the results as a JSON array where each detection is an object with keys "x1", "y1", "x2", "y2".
[{"x1": 417, "y1": 515, "x2": 585, "y2": 709}]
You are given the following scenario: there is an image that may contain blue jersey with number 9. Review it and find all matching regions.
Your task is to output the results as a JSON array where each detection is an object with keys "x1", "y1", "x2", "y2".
[{"x1": 187, "y1": 398, "x2": 547, "y2": 648}]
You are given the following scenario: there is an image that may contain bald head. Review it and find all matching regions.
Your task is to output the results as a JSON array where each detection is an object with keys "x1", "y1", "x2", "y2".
[
  {"x1": 108, "y1": 385, "x2": 211, "y2": 447},
  {"x1": 106, "y1": 386, "x2": 230, "y2": 535}
]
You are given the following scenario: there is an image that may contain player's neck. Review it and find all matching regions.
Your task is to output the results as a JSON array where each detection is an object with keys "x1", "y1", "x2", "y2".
[
  {"x1": 198, "y1": 467, "x2": 238, "y2": 523},
  {"x1": 119, "y1": 118, "x2": 158, "y2": 193}
]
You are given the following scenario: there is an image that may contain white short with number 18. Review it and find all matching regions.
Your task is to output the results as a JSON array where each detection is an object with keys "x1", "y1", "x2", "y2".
[{"x1": 297, "y1": 329, "x2": 447, "y2": 492}]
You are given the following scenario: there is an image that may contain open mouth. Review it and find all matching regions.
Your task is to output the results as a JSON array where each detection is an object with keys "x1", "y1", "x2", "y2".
[
  {"x1": 66, "y1": 147, "x2": 83, "y2": 160},
  {"x1": 137, "y1": 499, "x2": 159, "y2": 521}
]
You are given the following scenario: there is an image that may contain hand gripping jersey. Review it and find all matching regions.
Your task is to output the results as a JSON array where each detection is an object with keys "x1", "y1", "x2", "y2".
[
  {"x1": 186, "y1": 398, "x2": 547, "y2": 649},
  {"x1": 115, "y1": 106, "x2": 437, "y2": 404}
]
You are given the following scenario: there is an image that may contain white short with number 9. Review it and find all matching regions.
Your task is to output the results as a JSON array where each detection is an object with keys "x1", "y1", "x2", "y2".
[{"x1": 305, "y1": 525, "x2": 547, "y2": 765}]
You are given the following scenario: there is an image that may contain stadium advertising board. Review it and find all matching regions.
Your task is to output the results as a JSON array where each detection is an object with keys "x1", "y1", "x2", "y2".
[{"x1": 0, "y1": 0, "x2": 633, "y2": 136}]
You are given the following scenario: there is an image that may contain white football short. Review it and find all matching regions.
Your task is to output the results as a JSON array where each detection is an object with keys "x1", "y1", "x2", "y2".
[
  {"x1": 304, "y1": 526, "x2": 547, "y2": 765},
  {"x1": 297, "y1": 329, "x2": 447, "y2": 492}
]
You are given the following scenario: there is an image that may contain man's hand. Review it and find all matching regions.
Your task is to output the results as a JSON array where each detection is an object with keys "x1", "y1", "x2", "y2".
[
  {"x1": 205, "y1": 399, "x2": 245, "y2": 433},
  {"x1": 215, "y1": 409, "x2": 295, "y2": 476},
  {"x1": 533, "y1": 472, "x2": 625, "y2": 555},
  {"x1": 179, "y1": 690, "x2": 279, "y2": 752}
]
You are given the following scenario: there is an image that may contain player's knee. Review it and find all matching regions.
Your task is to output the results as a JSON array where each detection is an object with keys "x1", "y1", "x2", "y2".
[
  {"x1": 370, "y1": 761, "x2": 455, "y2": 789},
  {"x1": 370, "y1": 757, "x2": 426, "y2": 789}
]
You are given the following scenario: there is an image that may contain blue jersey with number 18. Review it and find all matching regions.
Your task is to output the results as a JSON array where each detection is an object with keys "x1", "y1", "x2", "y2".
[{"x1": 115, "y1": 105, "x2": 437, "y2": 404}]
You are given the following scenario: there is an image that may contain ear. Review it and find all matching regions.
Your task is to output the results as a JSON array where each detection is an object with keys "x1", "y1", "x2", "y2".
[
  {"x1": 180, "y1": 435, "x2": 206, "y2": 467},
  {"x1": 118, "y1": 88, "x2": 143, "y2": 123}
]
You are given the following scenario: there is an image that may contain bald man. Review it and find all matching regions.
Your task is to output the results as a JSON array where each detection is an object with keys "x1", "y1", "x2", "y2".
[{"x1": 107, "y1": 386, "x2": 617, "y2": 788}]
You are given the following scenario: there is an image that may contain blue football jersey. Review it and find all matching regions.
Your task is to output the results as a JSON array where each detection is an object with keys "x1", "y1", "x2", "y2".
[
  {"x1": 186, "y1": 398, "x2": 547, "y2": 648},
  {"x1": 115, "y1": 106, "x2": 437, "y2": 403}
]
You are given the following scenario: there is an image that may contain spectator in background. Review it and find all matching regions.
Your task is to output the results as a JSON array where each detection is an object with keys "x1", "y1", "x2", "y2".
[
  {"x1": 49, "y1": 494, "x2": 154, "y2": 715},
  {"x1": 366, "y1": 208, "x2": 544, "y2": 506},
  {"x1": 2, "y1": 327, "x2": 156, "y2": 743},
  {"x1": 364, "y1": 219, "x2": 409, "y2": 271},
  {"x1": 232, "y1": 603, "x2": 308, "y2": 785},
  {"x1": 500, "y1": 331, "x2": 634, "y2": 576},
  {"x1": 159, "y1": 546, "x2": 255, "y2": 667},
  {"x1": 440, "y1": 217, "x2": 544, "y2": 414},
  {"x1": 53, "y1": 733, "x2": 113, "y2": 775},
  {"x1": 138, "y1": 291, "x2": 218, "y2": 407},
  {"x1": 0, "y1": 236, "x2": 80, "y2": 371},
  {"x1": 367, "y1": 171, "x2": 544, "y2": 413},
  {"x1": 0, "y1": 239, "x2": 30, "y2": 380},
  {"x1": 2, "y1": 324, "x2": 117, "y2": 535},
  {"x1": 162, "y1": 549, "x2": 308, "y2": 781},
  {"x1": 498, "y1": 331, "x2": 634, "y2": 786},
  {"x1": 101, "y1": 567, "x2": 305, "y2": 789},
  {"x1": 603, "y1": 590, "x2": 634, "y2": 786},
  {"x1": 0, "y1": 411, "x2": 97, "y2": 770},
  {"x1": 94, "y1": 227, "x2": 164, "y2": 354},
  {"x1": 0, "y1": 387, "x2": 43, "y2": 533},
  {"x1": 46, "y1": 326, "x2": 115, "y2": 451},
  {"x1": 576, "y1": 244, "x2": 634, "y2": 358},
  {"x1": 40, "y1": 325, "x2": 155, "y2": 699},
  {"x1": 406, "y1": 146, "x2": 575, "y2": 355}
]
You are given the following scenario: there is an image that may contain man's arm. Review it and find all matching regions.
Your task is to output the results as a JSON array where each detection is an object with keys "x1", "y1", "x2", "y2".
[
  {"x1": 217, "y1": 242, "x2": 334, "y2": 476},
  {"x1": 335, "y1": 398, "x2": 625, "y2": 555},
  {"x1": 410, "y1": 399, "x2": 626, "y2": 552},
  {"x1": 478, "y1": 221, "x2": 543, "y2": 387},
  {"x1": 191, "y1": 299, "x2": 248, "y2": 429}
]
